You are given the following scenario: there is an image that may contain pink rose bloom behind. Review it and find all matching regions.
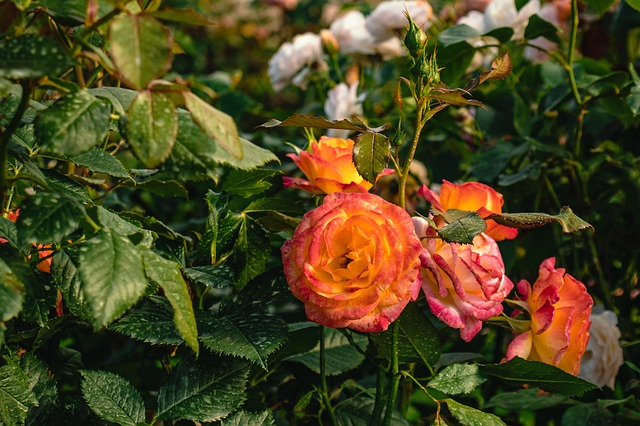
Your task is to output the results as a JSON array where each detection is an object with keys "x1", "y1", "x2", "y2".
[
  {"x1": 413, "y1": 216, "x2": 514, "y2": 341},
  {"x1": 506, "y1": 257, "x2": 593, "y2": 375},
  {"x1": 281, "y1": 192, "x2": 422, "y2": 332}
]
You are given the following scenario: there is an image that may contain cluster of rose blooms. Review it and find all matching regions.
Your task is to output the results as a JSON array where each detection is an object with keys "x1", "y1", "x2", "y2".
[{"x1": 280, "y1": 136, "x2": 623, "y2": 388}]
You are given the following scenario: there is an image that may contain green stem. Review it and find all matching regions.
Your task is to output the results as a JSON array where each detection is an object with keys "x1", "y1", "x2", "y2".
[
  {"x1": 0, "y1": 81, "x2": 32, "y2": 207},
  {"x1": 319, "y1": 326, "x2": 338, "y2": 426},
  {"x1": 382, "y1": 322, "x2": 401, "y2": 426},
  {"x1": 398, "y1": 99, "x2": 425, "y2": 210},
  {"x1": 371, "y1": 366, "x2": 386, "y2": 424},
  {"x1": 567, "y1": 0, "x2": 582, "y2": 106}
]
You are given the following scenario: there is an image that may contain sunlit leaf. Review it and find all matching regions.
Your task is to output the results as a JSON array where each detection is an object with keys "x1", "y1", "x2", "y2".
[
  {"x1": 0, "y1": 258, "x2": 25, "y2": 321},
  {"x1": 436, "y1": 209, "x2": 487, "y2": 244},
  {"x1": 150, "y1": 7, "x2": 216, "y2": 26},
  {"x1": 221, "y1": 169, "x2": 280, "y2": 198},
  {"x1": 0, "y1": 363, "x2": 38, "y2": 426},
  {"x1": 184, "y1": 91, "x2": 243, "y2": 159},
  {"x1": 79, "y1": 228, "x2": 148, "y2": 327},
  {"x1": 35, "y1": 89, "x2": 111, "y2": 156},
  {"x1": 17, "y1": 191, "x2": 85, "y2": 245},
  {"x1": 109, "y1": 13, "x2": 173, "y2": 89},
  {"x1": 126, "y1": 90, "x2": 178, "y2": 167},
  {"x1": 70, "y1": 147, "x2": 130, "y2": 179},
  {"x1": 143, "y1": 250, "x2": 199, "y2": 355},
  {"x1": 218, "y1": 410, "x2": 275, "y2": 425},
  {"x1": 81, "y1": 370, "x2": 145, "y2": 426},
  {"x1": 464, "y1": 53, "x2": 513, "y2": 91},
  {"x1": 352, "y1": 131, "x2": 390, "y2": 183}
]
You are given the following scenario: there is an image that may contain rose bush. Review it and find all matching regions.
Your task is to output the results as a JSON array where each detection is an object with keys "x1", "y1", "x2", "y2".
[
  {"x1": 506, "y1": 257, "x2": 593, "y2": 375},
  {"x1": 283, "y1": 136, "x2": 390, "y2": 194},
  {"x1": 413, "y1": 216, "x2": 513, "y2": 341},
  {"x1": 281, "y1": 192, "x2": 422, "y2": 332}
]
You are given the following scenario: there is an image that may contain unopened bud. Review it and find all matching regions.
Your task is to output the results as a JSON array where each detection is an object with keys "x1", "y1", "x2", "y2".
[
  {"x1": 320, "y1": 29, "x2": 339, "y2": 55},
  {"x1": 404, "y1": 14, "x2": 427, "y2": 58}
]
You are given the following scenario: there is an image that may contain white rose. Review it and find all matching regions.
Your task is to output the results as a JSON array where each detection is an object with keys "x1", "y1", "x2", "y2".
[
  {"x1": 324, "y1": 82, "x2": 365, "y2": 138},
  {"x1": 365, "y1": 1, "x2": 433, "y2": 42},
  {"x1": 330, "y1": 10, "x2": 377, "y2": 56},
  {"x1": 483, "y1": 0, "x2": 540, "y2": 37},
  {"x1": 268, "y1": 32, "x2": 324, "y2": 91},
  {"x1": 579, "y1": 309, "x2": 624, "y2": 389}
]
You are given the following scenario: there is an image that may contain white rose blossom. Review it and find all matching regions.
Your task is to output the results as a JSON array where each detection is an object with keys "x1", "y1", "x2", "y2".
[
  {"x1": 324, "y1": 82, "x2": 365, "y2": 138},
  {"x1": 579, "y1": 309, "x2": 624, "y2": 389},
  {"x1": 365, "y1": 1, "x2": 433, "y2": 42},
  {"x1": 268, "y1": 32, "x2": 325, "y2": 91}
]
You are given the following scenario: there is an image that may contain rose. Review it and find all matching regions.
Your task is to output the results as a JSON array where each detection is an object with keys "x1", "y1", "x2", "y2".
[
  {"x1": 284, "y1": 136, "x2": 391, "y2": 194},
  {"x1": 268, "y1": 32, "x2": 325, "y2": 92},
  {"x1": 324, "y1": 82, "x2": 365, "y2": 139},
  {"x1": 365, "y1": 1, "x2": 433, "y2": 43},
  {"x1": 419, "y1": 180, "x2": 518, "y2": 241},
  {"x1": 579, "y1": 309, "x2": 624, "y2": 389},
  {"x1": 506, "y1": 257, "x2": 593, "y2": 375},
  {"x1": 281, "y1": 192, "x2": 422, "y2": 332},
  {"x1": 413, "y1": 216, "x2": 513, "y2": 341}
]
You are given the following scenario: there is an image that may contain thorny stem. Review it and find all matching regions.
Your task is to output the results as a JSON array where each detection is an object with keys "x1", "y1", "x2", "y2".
[
  {"x1": 371, "y1": 366, "x2": 386, "y2": 423},
  {"x1": 0, "y1": 81, "x2": 32, "y2": 208},
  {"x1": 319, "y1": 326, "x2": 338, "y2": 426},
  {"x1": 567, "y1": 0, "x2": 582, "y2": 107}
]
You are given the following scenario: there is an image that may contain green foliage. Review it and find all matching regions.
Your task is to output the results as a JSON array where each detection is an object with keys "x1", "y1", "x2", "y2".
[
  {"x1": 80, "y1": 370, "x2": 145, "y2": 426},
  {"x1": 353, "y1": 131, "x2": 391, "y2": 183}
]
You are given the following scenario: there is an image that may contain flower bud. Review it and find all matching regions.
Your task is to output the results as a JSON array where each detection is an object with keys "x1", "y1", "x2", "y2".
[
  {"x1": 320, "y1": 29, "x2": 339, "y2": 56},
  {"x1": 404, "y1": 15, "x2": 427, "y2": 58}
]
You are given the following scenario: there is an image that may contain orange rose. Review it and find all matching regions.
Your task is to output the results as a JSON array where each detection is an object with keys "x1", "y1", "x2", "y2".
[
  {"x1": 506, "y1": 257, "x2": 593, "y2": 375},
  {"x1": 284, "y1": 136, "x2": 390, "y2": 195},
  {"x1": 281, "y1": 192, "x2": 422, "y2": 332},
  {"x1": 419, "y1": 180, "x2": 518, "y2": 241}
]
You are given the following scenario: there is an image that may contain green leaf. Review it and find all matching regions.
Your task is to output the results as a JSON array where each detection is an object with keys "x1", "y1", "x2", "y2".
[
  {"x1": 150, "y1": 7, "x2": 216, "y2": 26},
  {"x1": 109, "y1": 296, "x2": 183, "y2": 345},
  {"x1": 69, "y1": 147, "x2": 130, "y2": 178},
  {"x1": 51, "y1": 250, "x2": 92, "y2": 321},
  {"x1": 438, "y1": 24, "x2": 481, "y2": 47},
  {"x1": 352, "y1": 131, "x2": 390, "y2": 184},
  {"x1": 40, "y1": 169, "x2": 92, "y2": 202},
  {"x1": 628, "y1": 85, "x2": 640, "y2": 116},
  {"x1": 444, "y1": 399, "x2": 506, "y2": 426},
  {"x1": 221, "y1": 169, "x2": 280, "y2": 198},
  {"x1": 524, "y1": 14, "x2": 561, "y2": 43},
  {"x1": 370, "y1": 302, "x2": 440, "y2": 367},
  {"x1": 143, "y1": 250, "x2": 199, "y2": 355},
  {"x1": 0, "y1": 258, "x2": 25, "y2": 321},
  {"x1": 78, "y1": 228, "x2": 148, "y2": 327},
  {"x1": 0, "y1": 216, "x2": 19, "y2": 248},
  {"x1": 125, "y1": 90, "x2": 178, "y2": 167},
  {"x1": 219, "y1": 269, "x2": 292, "y2": 314},
  {"x1": 260, "y1": 113, "x2": 365, "y2": 131},
  {"x1": 480, "y1": 357, "x2": 598, "y2": 397},
  {"x1": 233, "y1": 216, "x2": 270, "y2": 289},
  {"x1": 428, "y1": 364, "x2": 486, "y2": 395},
  {"x1": 582, "y1": 0, "x2": 618, "y2": 15},
  {"x1": 17, "y1": 191, "x2": 85, "y2": 245},
  {"x1": 244, "y1": 197, "x2": 306, "y2": 215},
  {"x1": 156, "y1": 356, "x2": 249, "y2": 422},
  {"x1": 334, "y1": 395, "x2": 410, "y2": 426},
  {"x1": 40, "y1": 0, "x2": 113, "y2": 25},
  {"x1": 437, "y1": 209, "x2": 487, "y2": 244},
  {"x1": 285, "y1": 327, "x2": 368, "y2": 376},
  {"x1": 627, "y1": 0, "x2": 640, "y2": 12},
  {"x1": 183, "y1": 264, "x2": 235, "y2": 289},
  {"x1": 487, "y1": 206, "x2": 593, "y2": 234},
  {"x1": 217, "y1": 409, "x2": 275, "y2": 425},
  {"x1": 89, "y1": 87, "x2": 137, "y2": 115},
  {"x1": 35, "y1": 89, "x2": 111, "y2": 156},
  {"x1": 513, "y1": 92, "x2": 532, "y2": 136},
  {"x1": 198, "y1": 311, "x2": 288, "y2": 370},
  {"x1": 484, "y1": 389, "x2": 567, "y2": 412},
  {"x1": 184, "y1": 91, "x2": 243, "y2": 159},
  {"x1": 0, "y1": 363, "x2": 38, "y2": 426},
  {"x1": 108, "y1": 14, "x2": 173, "y2": 89},
  {"x1": 92, "y1": 206, "x2": 154, "y2": 245},
  {"x1": 21, "y1": 354, "x2": 58, "y2": 407},
  {"x1": 562, "y1": 402, "x2": 616, "y2": 425},
  {"x1": 0, "y1": 34, "x2": 72, "y2": 79},
  {"x1": 80, "y1": 370, "x2": 145, "y2": 426}
]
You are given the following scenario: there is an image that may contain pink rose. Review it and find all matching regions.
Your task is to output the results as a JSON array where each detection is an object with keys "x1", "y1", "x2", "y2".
[
  {"x1": 506, "y1": 257, "x2": 593, "y2": 375},
  {"x1": 281, "y1": 192, "x2": 422, "y2": 332},
  {"x1": 413, "y1": 216, "x2": 514, "y2": 341}
]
